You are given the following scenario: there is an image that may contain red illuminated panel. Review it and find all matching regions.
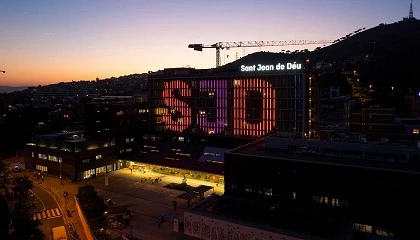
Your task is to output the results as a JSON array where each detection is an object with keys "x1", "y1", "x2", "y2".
[
  {"x1": 162, "y1": 80, "x2": 191, "y2": 132},
  {"x1": 233, "y1": 79, "x2": 276, "y2": 137}
]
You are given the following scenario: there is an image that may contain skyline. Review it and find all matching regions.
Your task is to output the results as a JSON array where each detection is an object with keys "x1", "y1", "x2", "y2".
[{"x1": 0, "y1": 0, "x2": 417, "y2": 87}]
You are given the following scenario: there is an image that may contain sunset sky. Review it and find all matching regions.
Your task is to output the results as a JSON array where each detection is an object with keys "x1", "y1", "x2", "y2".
[{"x1": 0, "y1": 0, "x2": 416, "y2": 86}]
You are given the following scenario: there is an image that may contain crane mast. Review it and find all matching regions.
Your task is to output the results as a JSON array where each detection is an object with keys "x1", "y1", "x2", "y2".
[{"x1": 188, "y1": 40, "x2": 333, "y2": 68}]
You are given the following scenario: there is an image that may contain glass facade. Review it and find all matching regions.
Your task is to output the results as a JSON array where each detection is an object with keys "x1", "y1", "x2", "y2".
[{"x1": 150, "y1": 74, "x2": 306, "y2": 137}]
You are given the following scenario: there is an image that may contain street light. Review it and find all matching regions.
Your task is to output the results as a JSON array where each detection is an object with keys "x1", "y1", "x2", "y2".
[
  {"x1": 59, "y1": 158, "x2": 62, "y2": 179},
  {"x1": 391, "y1": 86, "x2": 394, "y2": 96}
]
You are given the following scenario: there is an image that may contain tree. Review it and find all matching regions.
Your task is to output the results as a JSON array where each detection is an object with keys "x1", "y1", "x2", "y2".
[
  {"x1": 9, "y1": 176, "x2": 44, "y2": 240},
  {"x1": 12, "y1": 176, "x2": 34, "y2": 200},
  {"x1": 77, "y1": 185, "x2": 107, "y2": 219},
  {"x1": 0, "y1": 162, "x2": 10, "y2": 187},
  {"x1": 9, "y1": 217, "x2": 44, "y2": 240}
]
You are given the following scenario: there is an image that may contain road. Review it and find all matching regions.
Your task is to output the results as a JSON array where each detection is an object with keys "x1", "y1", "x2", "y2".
[{"x1": 31, "y1": 185, "x2": 65, "y2": 239}]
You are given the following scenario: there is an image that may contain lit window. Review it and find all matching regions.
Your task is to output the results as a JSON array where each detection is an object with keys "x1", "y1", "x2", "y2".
[
  {"x1": 353, "y1": 223, "x2": 372, "y2": 233},
  {"x1": 81, "y1": 159, "x2": 90, "y2": 164},
  {"x1": 413, "y1": 129, "x2": 419, "y2": 134},
  {"x1": 244, "y1": 185, "x2": 254, "y2": 193},
  {"x1": 36, "y1": 165, "x2": 48, "y2": 172},
  {"x1": 263, "y1": 188, "x2": 273, "y2": 196},
  {"x1": 96, "y1": 155, "x2": 102, "y2": 160},
  {"x1": 376, "y1": 228, "x2": 395, "y2": 237}
]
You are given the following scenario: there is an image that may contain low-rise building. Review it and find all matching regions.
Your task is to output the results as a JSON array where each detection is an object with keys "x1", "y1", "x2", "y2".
[{"x1": 24, "y1": 131, "x2": 123, "y2": 180}]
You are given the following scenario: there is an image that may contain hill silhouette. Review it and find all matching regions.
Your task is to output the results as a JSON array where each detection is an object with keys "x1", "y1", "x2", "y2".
[{"x1": 223, "y1": 19, "x2": 420, "y2": 93}]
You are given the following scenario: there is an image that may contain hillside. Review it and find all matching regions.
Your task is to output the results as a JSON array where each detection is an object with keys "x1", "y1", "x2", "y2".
[{"x1": 223, "y1": 19, "x2": 420, "y2": 92}]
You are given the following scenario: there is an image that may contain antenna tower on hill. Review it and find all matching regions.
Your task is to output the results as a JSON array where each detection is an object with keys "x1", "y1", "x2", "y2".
[{"x1": 409, "y1": 0, "x2": 414, "y2": 19}]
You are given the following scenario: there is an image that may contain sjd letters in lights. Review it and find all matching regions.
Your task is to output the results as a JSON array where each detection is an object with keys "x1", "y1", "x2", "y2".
[
  {"x1": 162, "y1": 80, "x2": 191, "y2": 132},
  {"x1": 162, "y1": 79, "x2": 275, "y2": 137}
]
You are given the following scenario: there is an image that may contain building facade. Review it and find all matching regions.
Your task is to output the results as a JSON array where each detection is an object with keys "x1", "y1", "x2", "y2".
[
  {"x1": 346, "y1": 105, "x2": 396, "y2": 138},
  {"x1": 149, "y1": 63, "x2": 311, "y2": 138},
  {"x1": 84, "y1": 98, "x2": 149, "y2": 158},
  {"x1": 143, "y1": 60, "x2": 317, "y2": 172},
  {"x1": 24, "y1": 131, "x2": 122, "y2": 180},
  {"x1": 222, "y1": 135, "x2": 420, "y2": 239}
]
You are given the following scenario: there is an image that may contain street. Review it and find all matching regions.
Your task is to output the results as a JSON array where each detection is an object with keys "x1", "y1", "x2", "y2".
[{"x1": 31, "y1": 186, "x2": 65, "y2": 229}]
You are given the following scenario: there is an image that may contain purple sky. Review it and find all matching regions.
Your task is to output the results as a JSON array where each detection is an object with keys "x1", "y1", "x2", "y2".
[{"x1": 0, "y1": 0, "x2": 416, "y2": 86}]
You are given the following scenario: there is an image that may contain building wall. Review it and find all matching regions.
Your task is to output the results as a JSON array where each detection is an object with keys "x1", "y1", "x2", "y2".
[
  {"x1": 24, "y1": 144, "x2": 118, "y2": 180},
  {"x1": 404, "y1": 94, "x2": 420, "y2": 117},
  {"x1": 184, "y1": 212, "x2": 305, "y2": 240},
  {"x1": 84, "y1": 101, "x2": 149, "y2": 157},
  {"x1": 307, "y1": 73, "x2": 320, "y2": 136},
  {"x1": 149, "y1": 74, "x2": 307, "y2": 138},
  {"x1": 224, "y1": 152, "x2": 420, "y2": 238},
  {"x1": 346, "y1": 106, "x2": 396, "y2": 137}
]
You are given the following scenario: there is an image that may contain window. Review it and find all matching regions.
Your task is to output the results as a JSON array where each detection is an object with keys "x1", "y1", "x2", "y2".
[
  {"x1": 38, "y1": 153, "x2": 47, "y2": 160},
  {"x1": 82, "y1": 159, "x2": 90, "y2": 164},
  {"x1": 48, "y1": 155, "x2": 59, "y2": 162},
  {"x1": 178, "y1": 137, "x2": 184, "y2": 142},
  {"x1": 116, "y1": 110, "x2": 123, "y2": 116},
  {"x1": 36, "y1": 165, "x2": 48, "y2": 172},
  {"x1": 125, "y1": 138, "x2": 130, "y2": 143},
  {"x1": 376, "y1": 227, "x2": 395, "y2": 237},
  {"x1": 331, "y1": 198, "x2": 348, "y2": 208},
  {"x1": 130, "y1": 138, "x2": 135, "y2": 142},
  {"x1": 312, "y1": 196, "x2": 324, "y2": 204},
  {"x1": 31, "y1": 152, "x2": 35, "y2": 158},
  {"x1": 204, "y1": 152, "x2": 221, "y2": 156},
  {"x1": 126, "y1": 148, "x2": 132, "y2": 152},
  {"x1": 263, "y1": 188, "x2": 273, "y2": 196},
  {"x1": 413, "y1": 128, "x2": 419, "y2": 134},
  {"x1": 353, "y1": 223, "x2": 372, "y2": 233},
  {"x1": 120, "y1": 150, "x2": 125, "y2": 154},
  {"x1": 96, "y1": 155, "x2": 102, "y2": 160},
  {"x1": 244, "y1": 185, "x2": 254, "y2": 193}
]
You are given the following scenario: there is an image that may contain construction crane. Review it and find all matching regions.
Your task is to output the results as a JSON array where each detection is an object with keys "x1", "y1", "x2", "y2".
[{"x1": 188, "y1": 40, "x2": 334, "y2": 68}]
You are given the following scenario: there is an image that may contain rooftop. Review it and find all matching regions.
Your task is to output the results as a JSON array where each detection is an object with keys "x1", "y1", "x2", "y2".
[
  {"x1": 188, "y1": 195, "x2": 347, "y2": 240},
  {"x1": 229, "y1": 134, "x2": 420, "y2": 174},
  {"x1": 26, "y1": 131, "x2": 115, "y2": 152}
]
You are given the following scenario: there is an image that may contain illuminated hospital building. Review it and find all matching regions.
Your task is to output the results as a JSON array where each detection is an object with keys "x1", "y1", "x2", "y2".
[{"x1": 141, "y1": 59, "x2": 319, "y2": 174}]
